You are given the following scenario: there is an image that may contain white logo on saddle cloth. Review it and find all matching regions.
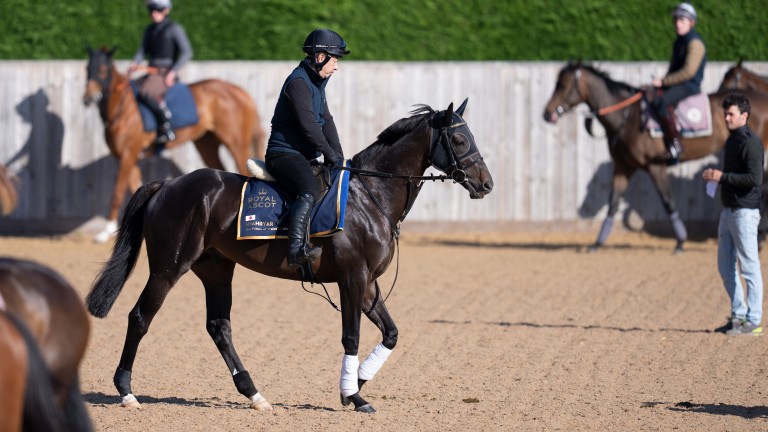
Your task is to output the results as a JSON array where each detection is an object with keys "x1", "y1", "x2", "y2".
[{"x1": 647, "y1": 93, "x2": 713, "y2": 139}]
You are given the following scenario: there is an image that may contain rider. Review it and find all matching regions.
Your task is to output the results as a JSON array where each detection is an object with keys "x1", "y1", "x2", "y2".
[
  {"x1": 266, "y1": 29, "x2": 348, "y2": 269},
  {"x1": 129, "y1": 0, "x2": 193, "y2": 150},
  {"x1": 651, "y1": 2, "x2": 706, "y2": 165}
]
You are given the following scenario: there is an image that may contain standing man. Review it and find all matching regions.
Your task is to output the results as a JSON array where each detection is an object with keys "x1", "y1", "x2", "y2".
[
  {"x1": 266, "y1": 29, "x2": 348, "y2": 269},
  {"x1": 651, "y1": 2, "x2": 706, "y2": 165},
  {"x1": 703, "y1": 92, "x2": 764, "y2": 336},
  {"x1": 129, "y1": 0, "x2": 193, "y2": 149}
]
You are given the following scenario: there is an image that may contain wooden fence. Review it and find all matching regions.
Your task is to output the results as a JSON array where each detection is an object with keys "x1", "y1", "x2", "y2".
[{"x1": 1, "y1": 60, "x2": 766, "y2": 235}]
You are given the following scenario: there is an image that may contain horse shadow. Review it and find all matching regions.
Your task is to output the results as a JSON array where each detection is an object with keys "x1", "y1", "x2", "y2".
[
  {"x1": 0, "y1": 88, "x2": 183, "y2": 235},
  {"x1": 667, "y1": 401, "x2": 768, "y2": 419},
  {"x1": 83, "y1": 391, "x2": 338, "y2": 412},
  {"x1": 579, "y1": 160, "x2": 722, "y2": 242}
]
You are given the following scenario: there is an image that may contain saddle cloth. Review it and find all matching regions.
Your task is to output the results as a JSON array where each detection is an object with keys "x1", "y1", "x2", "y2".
[
  {"x1": 645, "y1": 93, "x2": 712, "y2": 139},
  {"x1": 131, "y1": 81, "x2": 200, "y2": 132},
  {"x1": 237, "y1": 161, "x2": 351, "y2": 240}
]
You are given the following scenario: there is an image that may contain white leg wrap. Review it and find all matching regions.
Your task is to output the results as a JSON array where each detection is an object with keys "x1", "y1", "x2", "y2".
[
  {"x1": 339, "y1": 355, "x2": 360, "y2": 397},
  {"x1": 358, "y1": 343, "x2": 392, "y2": 381}
]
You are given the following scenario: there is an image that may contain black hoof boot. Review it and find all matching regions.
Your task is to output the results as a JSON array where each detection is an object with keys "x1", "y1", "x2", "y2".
[{"x1": 341, "y1": 392, "x2": 375, "y2": 413}]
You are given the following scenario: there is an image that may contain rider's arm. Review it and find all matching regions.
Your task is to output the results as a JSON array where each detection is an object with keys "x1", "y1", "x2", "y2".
[
  {"x1": 132, "y1": 27, "x2": 150, "y2": 65},
  {"x1": 662, "y1": 39, "x2": 705, "y2": 86},
  {"x1": 170, "y1": 24, "x2": 193, "y2": 72},
  {"x1": 285, "y1": 79, "x2": 340, "y2": 162},
  {"x1": 321, "y1": 101, "x2": 344, "y2": 160}
]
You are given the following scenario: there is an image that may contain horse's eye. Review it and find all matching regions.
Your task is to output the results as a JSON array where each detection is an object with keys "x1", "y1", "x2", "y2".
[{"x1": 452, "y1": 133, "x2": 470, "y2": 156}]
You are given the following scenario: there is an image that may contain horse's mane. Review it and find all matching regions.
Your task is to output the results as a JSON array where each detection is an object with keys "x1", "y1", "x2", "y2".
[
  {"x1": 352, "y1": 105, "x2": 434, "y2": 166},
  {"x1": 567, "y1": 63, "x2": 639, "y2": 93}
]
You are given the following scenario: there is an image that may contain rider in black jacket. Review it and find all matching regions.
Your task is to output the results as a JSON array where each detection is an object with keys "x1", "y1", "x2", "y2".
[
  {"x1": 266, "y1": 29, "x2": 349, "y2": 269},
  {"x1": 129, "y1": 0, "x2": 193, "y2": 148}
]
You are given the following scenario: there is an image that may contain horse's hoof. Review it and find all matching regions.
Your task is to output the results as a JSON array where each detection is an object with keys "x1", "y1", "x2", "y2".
[
  {"x1": 674, "y1": 241, "x2": 684, "y2": 254},
  {"x1": 355, "y1": 404, "x2": 376, "y2": 413},
  {"x1": 586, "y1": 244, "x2": 601, "y2": 253},
  {"x1": 340, "y1": 393, "x2": 351, "y2": 407},
  {"x1": 250, "y1": 394, "x2": 273, "y2": 411},
  {"x1": 121, "y1": 394, "x2": 141, "y2": 409},
  {"x1": 94, "y1": 230, "x2": 112, "y2": 244}
]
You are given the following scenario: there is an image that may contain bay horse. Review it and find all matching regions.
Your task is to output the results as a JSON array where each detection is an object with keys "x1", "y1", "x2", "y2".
[
  {"x1": 83, "y1": 46, "x2": 266, "y2": 243},
  {"x1": 0, "y1": 310, "x2": 68, "y2": 432},
  {"x1": 543, "y1": 61, "x2": 768, "y2": 252},
  {"x1": 0, "y1": 164, "x2": 18, "y2": 216},
  {"x1": 0, "y1": 258, "x2": 93, "y2": 431},
  {"x1": 718, "y1": 59, "x2": 768, "y2": 93},
  {"x1": 86, "y1": 100, "x2": 493, "y2": 413}
]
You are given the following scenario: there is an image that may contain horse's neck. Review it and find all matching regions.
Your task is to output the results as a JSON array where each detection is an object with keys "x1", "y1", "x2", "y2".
[
  {"x1": 587, "y1": 75, "x2": 637, "y2": 133},
  {"x1": 100, "y1": 68, "x2": 133, "y2": 123}
]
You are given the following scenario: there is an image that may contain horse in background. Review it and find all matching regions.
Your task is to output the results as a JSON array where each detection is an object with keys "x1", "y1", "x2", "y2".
[
  {"x1": 86, "y1": 100, "x2": 493, "y2": 413},
  {"x1": 718, "y1": 59, "x2": 768, "y2": 93},
  {"x1": 0, "y1": 258, "x2": 93, "y2": 431},
  {"x1": 83, "y1": 46, "x2": 266, "y2": 243},
  {"x1": 0, "y1": 164, "x2": 18, "y2": 216},
  {"x1": 543, "y1": 61, "x2": 768, "y2": 252}
]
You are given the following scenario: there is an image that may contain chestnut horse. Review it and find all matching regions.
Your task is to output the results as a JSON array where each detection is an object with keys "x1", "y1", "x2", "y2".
[
  {"x1": 83, "y1": 46, "x2": 266, "y2": 243},
  {"x1": 86, "y1": 100, "x2": 493, "y2": 413},
  {"x1": 0, "y1": 164, "x2": 18, "y2": 216},
  {"x1": 0, "y1": 310, "x2": 69, "y2": 431},
  {"x1": 543, "y1": 62, "x2": 768, "y2": 252},
  {"x1": 0, "y1": 258, "x2": 92, "y2": 431},
  {"x1": 718, "y1": 60, "x2": 768, "y2": 93}
]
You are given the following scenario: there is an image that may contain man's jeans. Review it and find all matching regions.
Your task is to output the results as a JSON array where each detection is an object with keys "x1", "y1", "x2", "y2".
[{"x1": 718, "y1": 207, "x2": 763, "y2": 325}]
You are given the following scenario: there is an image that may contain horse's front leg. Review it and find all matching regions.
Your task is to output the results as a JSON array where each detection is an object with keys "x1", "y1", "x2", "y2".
[
  {"x1": 590, "y1": 164, "x2": 634, "y2": 252},
  {"x1": 95, "y1": 155, "x2": 136, "y2": 243},
  {"x1": 647, "y1": 164, "x2": 687, "y2": 253},
  {"x1": 337, "y1": 278, "x2": 376, "y2": 413},
  {"x1": 343, "y1": 281, "x2": 397, "y2": 401}
]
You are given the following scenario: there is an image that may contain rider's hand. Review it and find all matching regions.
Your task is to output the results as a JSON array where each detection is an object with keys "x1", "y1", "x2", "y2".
[
  {"x1": 165, "y1": 70, "x2": 177, "y2": 88},
  {"x1": 652, "y1": 78, "x2": 663, "y2": 88},
  {"x1": 127, "y1": 62, "x2": 138, "y2": 76},
  {"x1": 324, "y1": 153, "x2": 343, "y2": 166}
]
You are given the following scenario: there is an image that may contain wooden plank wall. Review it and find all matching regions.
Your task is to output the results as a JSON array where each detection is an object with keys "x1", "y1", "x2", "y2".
[{"x1": 0, "y1": 60, "x2": 766, "y2": 234}]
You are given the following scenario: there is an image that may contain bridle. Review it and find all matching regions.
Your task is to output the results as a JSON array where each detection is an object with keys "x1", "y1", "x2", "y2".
[{"x1": 553, "y1": 67, "x2": 585, "y2": 117}]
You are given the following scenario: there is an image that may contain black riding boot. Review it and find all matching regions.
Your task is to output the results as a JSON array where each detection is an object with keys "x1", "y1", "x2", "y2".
[
  {"x1": 659, "y1": 108, "x2": 683, "y2": 165},
  {"x1": 142, "y1": 98, "x2": 175, "y2": 150},
  {"x1": 287, "y1": 193, "x2": 322, "y2": 269}
]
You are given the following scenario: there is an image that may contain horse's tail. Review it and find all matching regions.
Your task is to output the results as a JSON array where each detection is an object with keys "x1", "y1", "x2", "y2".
[
  {"x1": 2, "y1": 312, "x2": 66, "y2": 432},
  {"x1": 86, "y1": 181, "x2": 164, "y2": 318}
]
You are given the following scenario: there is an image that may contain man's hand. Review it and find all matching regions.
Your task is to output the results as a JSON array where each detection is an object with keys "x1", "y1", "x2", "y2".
[{"x1": 702, "y1": 168, "x2": 722, "y2": 182}]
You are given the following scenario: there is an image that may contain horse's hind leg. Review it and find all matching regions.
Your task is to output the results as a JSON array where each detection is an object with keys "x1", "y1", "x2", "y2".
[
  {"x1": 113, "y1": 274, "x2": 178, "y2": 408},
  {"x1": 647, "y1": 164, "x2": 687, "y2": 253},
  {"x1": 191, "y1": 251, "x2": 272, "y2": 410},
  {"x1": 342, "y1": 281, "x2": 397, "y2": 410},
  {"x1": 193, "y1": 133, "x2": 226, "y2": 171}
]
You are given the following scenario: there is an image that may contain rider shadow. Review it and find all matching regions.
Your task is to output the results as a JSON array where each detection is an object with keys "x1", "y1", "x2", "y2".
[
  {"x1": 579, "y1": 160, "x2": 722, "y2": 242},
  {"x1": 2, "y1": 88, "x2": 183, "y2": 235}
]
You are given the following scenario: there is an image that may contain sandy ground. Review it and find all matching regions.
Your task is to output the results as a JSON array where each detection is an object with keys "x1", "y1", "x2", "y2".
[{"x1": 1, "y1": 230, "x2": 767, "y2": 431}]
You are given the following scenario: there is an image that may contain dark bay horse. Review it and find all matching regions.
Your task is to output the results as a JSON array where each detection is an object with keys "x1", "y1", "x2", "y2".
[
  {"x1": 543, "y1": 62, "x2": 768, "y2": 252},
  {"x1": 83, "y1": 46, "x2": 266, "y2": 243},
  {"x1": 0, "y1": 164, "x2": 18, "y2": 216},
  {"x1": 86, "y1": 100, "x2": 493, "y2": 413},
  {"x1": 719, "y1": 60, "x2": 768, "y2": 93},
  {"x1": 0, "y1": 258, "x2": 93, "y2": 431},
  {"x1": 0, "y1": 310, "x2": 69, "y2": 432}
]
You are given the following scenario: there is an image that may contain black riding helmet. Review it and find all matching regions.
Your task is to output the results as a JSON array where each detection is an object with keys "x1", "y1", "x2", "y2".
[{"x1": 303, "y1": 29, "x2": 350, "y2": 70}]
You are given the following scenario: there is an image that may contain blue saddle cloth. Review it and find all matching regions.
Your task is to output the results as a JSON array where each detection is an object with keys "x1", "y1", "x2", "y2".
[
  {"x1": 131, "y1": 81, "x2": 200, "y2": 132},
  {"x1": 237, "y1": 161, "x2": 351, "y2": 240}
]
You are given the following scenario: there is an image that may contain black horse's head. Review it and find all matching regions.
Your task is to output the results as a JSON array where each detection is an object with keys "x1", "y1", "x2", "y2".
[
  {"x1": 543, "y1": 61, "x2": 587, "y2": 124},
  {"x1": 718, "y1": 59, "x2": 748, "y2": 92},
  {"x1": 83, "y1": 45, "x2": 117, "y2": 106},
  {"x1": 428, "y1": 99, "x2": 493, "y2": 199}
]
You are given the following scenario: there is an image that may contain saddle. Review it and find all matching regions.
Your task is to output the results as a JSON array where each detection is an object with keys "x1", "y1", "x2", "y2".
[
  {"x1": 131, "y1": 81, "x2": 200, "y2": 132},
  {"x1": 643, "y1": 92, "x2": 712, "y2": 139},
  {"x1": 237, "y1": 159, "x2": 350, "y2": 240}
]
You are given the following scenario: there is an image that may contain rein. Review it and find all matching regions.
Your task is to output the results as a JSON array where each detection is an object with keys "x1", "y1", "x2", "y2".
[{"x1": 596, "y1": 91, "x2": 643, "y2": 116}]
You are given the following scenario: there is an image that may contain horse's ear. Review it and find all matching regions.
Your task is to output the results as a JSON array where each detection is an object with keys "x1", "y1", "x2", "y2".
[
  {"x1": 456, "y1": 98, "x2": 468, "y2": 117},
  {"x1": 85, "y1": 44, "x2": 93, "y2": 55},
  {"x1": 107, "y1": 46, "x2": 118, "y2": 57},
  {"x1": 737, "y1": 57, "x2": 743, "y2": 68},
  {"x1": 444, "y1": 103, "x2": 454, "y2": 127}
]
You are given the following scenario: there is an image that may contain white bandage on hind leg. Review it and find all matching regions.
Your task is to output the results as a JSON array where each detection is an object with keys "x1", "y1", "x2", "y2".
[
  {"x1": 358, "y1": 343, "x2": 393, "y2": 381},
  {"x1": 339, "y1": 355, "x2": 360, "y2": 397}
]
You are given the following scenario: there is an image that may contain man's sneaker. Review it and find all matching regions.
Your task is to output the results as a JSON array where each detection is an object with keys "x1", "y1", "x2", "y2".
[
  {"x1": 726, "y1": 321, "x2": 763, "y2": 336},
  {"x1": 716, "y1": 316, "x2": 744, "y2": 333}
]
